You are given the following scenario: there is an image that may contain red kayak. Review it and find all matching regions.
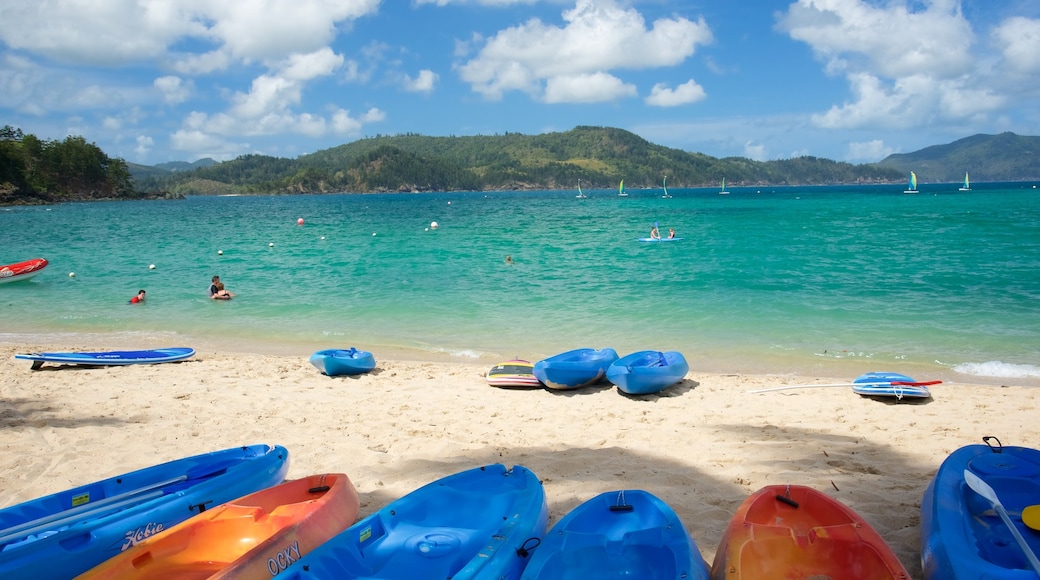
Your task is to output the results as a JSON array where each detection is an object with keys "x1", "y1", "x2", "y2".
[{"x1": 0, "y1": 258, "x2": 48, "y2": 284}]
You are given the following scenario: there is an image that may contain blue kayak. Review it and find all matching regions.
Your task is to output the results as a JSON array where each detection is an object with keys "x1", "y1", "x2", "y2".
[
  {"x1": 309, "y1": 348, "x2": 376, "y2": 376},
  {"x1": 533, "y1": 347, "x2": 619, "y2": 390},
  {"x1": 636, "y1": 237, "x2": 684, "y2": 242},
  {"x1": 14, "y1": 347, "x2": 195, "y2": 370},
  {"x1": 520, "y1": 490, "x2": 709, "y2": 579},
  {"x1": 606, "y1": 350, "x2": 689, "y2": 395},
  {"x1": 280, "y1": 464, "x2": 547, "y2": 579},
  {"x1": 0, "y1": 444, "x2": 289, "y2": 580},
  {"x1": 921, "y1": 438, "x2": 1040, "y2": 579}
]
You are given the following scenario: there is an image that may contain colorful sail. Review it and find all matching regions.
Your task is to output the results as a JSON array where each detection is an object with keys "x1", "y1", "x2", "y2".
[
  {"x1": 962, "y1": 172, "x2": 970, "y2": 190},
  {"x1": 909, "y1": 171, "x2": 917, "y2": 190},
  {"x1": 662, "y1": 176, "x2": 670, "y2": 197}
]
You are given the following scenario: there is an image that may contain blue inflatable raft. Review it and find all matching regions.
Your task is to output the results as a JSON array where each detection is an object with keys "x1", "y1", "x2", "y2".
[{"x1": 0, "y1": 444, "x2": 289, "y2": 580}]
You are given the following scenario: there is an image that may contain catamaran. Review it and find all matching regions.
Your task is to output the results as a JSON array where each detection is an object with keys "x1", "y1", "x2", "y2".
[
  {"x1": 904, "y1": 171, "x2": 918, "y2": 194},
  {"x1": 618, "y1": 179, "x2": 628, "y2": 197},
  {"x1": 576, "y1": 179, "x2": 587, "y2": 199},
  {"x1": 959, "y1": 172, "x2": 971, "y2": 191},
  {"x1": 661, "y1": 176, "x2": 672, "y2": 198},
  {"x1": 719, "y1": 177, "x2": 730, "y2": 195}
]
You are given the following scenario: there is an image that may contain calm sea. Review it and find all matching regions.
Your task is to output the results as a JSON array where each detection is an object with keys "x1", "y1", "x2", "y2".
[{"x1": 3, "y1": 183, "x2": 1039, "y2": 385}]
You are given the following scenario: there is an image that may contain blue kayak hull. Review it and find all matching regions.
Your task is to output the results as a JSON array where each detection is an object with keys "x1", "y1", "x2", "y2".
[
  {"x1": 310, "y1": 348, "x2": 376, "y2": 376},
  {"x1": 921, "y1": 442, "x2": 1040, "y2": 579},
  {"x1": 0, "y1": 444, "x2": 289, "y2": 580},
  {"x1": 281, "y1": 464, "x2": 547, "y2": 579},
  {"x1": 533, "y1": 348, "x2": 619, "y2": 390},
  {"x1": 606, "y1": 351, "x2": 689, "y2": 395},
  {"x1": 520, "y1": 490, "x2": 709, "y2": 579}
]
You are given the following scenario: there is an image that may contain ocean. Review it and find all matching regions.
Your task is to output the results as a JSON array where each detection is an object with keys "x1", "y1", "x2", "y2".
[{"x1": 3, "y1": 182, "x2": 1039, "y2": 386}]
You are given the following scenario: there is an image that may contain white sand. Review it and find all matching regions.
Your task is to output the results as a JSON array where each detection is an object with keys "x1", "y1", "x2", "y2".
[{"x1": 2, "y1": 343, "x2": 1039, "y2": 578}]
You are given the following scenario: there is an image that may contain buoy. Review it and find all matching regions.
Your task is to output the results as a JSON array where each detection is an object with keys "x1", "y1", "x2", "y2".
[
  {"x1": 68, "y1": 272, "x2": 75, "y2": 278},
  {"x1": 269, "y1": 242, "x2": 274, "y2": 247},
  {"x1": 372, "y1": 232, "x2": 376, "y2": 236},
  {"x1": 297, "y1": 218, "x2": 304, "y2": 225},
  {"x1": 218, "y1": 250, "x2": 223, "y2": 255},
  {"x1": 149, "y1": 264, "x2": 155, "y2": 270},
  {"x1": 320, "y1": 236, "x2": 325, "y2": 240},
  {"x1": 430, "y1": 221, "x2": 438, "y2": 229}
]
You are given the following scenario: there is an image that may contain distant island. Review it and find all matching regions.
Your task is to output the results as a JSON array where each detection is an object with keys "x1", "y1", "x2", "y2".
[{"x1": 3, "y1": 125, "x2": 1039, "y2": 205}]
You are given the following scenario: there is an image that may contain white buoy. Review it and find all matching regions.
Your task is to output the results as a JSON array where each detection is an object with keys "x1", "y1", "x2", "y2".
[
  {"x1": 372, "y1": 232, "x2": 376, "y2": 236},
  {"x1": 68, "y1": 272, "x2": 75, "y2": 278},
  {"x1": 149, "y1": 264, "x2": 155, "y2": 270},
  {"x1": 218, "y1": 250, "x2": 223, "y2": 255},
  {"x1": 269, "y1": 242, "x2": 274, "y2": 247},
  {"x1": 320, "y1": 236, "x2": 325, "y2": 240},
  {"x1": 430, "y1": 221, "x2": 438, "y2": 229}
]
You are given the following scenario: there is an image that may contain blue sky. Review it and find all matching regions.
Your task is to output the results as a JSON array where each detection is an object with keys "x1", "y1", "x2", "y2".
[{"x1": 2, "y1": 0, "x2": 1039, "y2": 165}]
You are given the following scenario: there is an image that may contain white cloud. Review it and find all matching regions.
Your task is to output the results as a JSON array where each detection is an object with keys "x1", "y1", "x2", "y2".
[
  {"x1": 846, "y1": 139, "x2": 893, "y2": 162},
  {"x1": 777, "y1": 0, "x2": 995, "y2": 130},
  {"x1": 743, "y1": 141, "x2": 767, "y2": 161},
  {"x1": 135, "y1": 135, "x2": 154, "y2": 157},
  {"x1": 155, "y1": 76, "x2": 191, "y2": 105},
  {"x1": 543, "y1": 73, "x2": 636, "y2": 103},
  {"x1": 645, "y1": 79, "x2": 706, "y2": 107},
  {"x1": 404, "y1": 70, "x2": 439, "y2": 93},
  {"x1": 457, "y1": 0, "x2": 712, "y2": 102},
  {"x1": 279, "y1": 48, "x2": 345, "y2": 82},
  {"x1": 994, "y1": 17, "x2": 1040, "y2": 75}
]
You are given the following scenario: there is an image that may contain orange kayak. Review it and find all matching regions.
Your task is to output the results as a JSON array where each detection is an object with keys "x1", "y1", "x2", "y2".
[
  {"x1": 77, "y1": 473, "x2": 359, "y2": 580},
  {"x1": 711, "y1": 485, "x2": 909, "y2": 580}
]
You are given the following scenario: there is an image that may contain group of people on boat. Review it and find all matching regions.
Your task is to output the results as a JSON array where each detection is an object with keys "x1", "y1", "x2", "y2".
[{"x1": 649, "y1": 225, "x2": 676, "y2": 240}]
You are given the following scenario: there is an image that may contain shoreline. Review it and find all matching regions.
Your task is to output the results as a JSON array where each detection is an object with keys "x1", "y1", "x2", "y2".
[{"x1": 4, "y1": 340, "x2": 1040, "y2": 578}]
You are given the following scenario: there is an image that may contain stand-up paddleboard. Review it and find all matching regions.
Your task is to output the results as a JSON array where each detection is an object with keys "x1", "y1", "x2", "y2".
[
  {"x1": 637, "y1": 237, "x2": 684, "y2": 242},
  {"x1": 486, "y1": 359, "x2": 543, "y2": 388},
  {"x1": 852, "y1": 371, "x2": 933, "y2": 399},
  {"x1": 14, "y1": 347, "x2": 195, "y2": 370}
]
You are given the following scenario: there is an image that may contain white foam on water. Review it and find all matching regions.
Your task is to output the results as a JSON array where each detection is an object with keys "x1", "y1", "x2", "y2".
[{"x1": 952, "y1": 361, "x2": 1040, "y2": 379}]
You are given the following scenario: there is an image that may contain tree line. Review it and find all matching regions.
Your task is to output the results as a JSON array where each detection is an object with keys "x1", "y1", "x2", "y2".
[{"x1": 0, "y1": 125, "x2": 137, "y2": 205}]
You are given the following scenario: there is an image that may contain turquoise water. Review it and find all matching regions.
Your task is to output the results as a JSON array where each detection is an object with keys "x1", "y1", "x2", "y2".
[{"x1": 2, "y1": 183, "x2": 1039, "y2": 384}]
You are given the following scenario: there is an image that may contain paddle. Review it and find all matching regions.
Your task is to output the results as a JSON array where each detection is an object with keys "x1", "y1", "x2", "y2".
[
  {"x1": 747, "y1": 380, "x2": 940, "y2": 394},
  {"x1": 963, "y1": 469, "x2": 1040, "y2": 576}
]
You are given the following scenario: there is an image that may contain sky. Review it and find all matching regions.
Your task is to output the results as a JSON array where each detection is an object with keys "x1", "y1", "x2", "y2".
[{"x1": 2, "y1": 0, "x2": 1039, "y2": 166}]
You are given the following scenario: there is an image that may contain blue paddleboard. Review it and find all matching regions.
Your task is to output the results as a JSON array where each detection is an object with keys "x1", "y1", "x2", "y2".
[{"x1": 14, "y1": 347, "x2": 195, "y2": 369}]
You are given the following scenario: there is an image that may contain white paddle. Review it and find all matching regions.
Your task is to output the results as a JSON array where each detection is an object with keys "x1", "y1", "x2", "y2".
[{"x1": 963, "y1": 469, "x2": 1040, "y2": 576}]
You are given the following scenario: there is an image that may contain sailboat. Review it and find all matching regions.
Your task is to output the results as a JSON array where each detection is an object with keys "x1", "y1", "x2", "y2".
[
  {"x1": 576, "y1": 179, "x2": 587, "y2": 199},
  {"x1": 959, "y1": 172, "x2": 971, "y2": 191},
  {"x1": 661, "y1": 176, "x2": 672, "y2": 198},
  {"x1": 719, "y1": 178, "x2": 730, "y2": 195},
  {"x1": 904, "y1": 171, "x2": 918, "y2": 194},
  {"x1": 618, "y1": 179, "x2": 628, "y2": 197}
]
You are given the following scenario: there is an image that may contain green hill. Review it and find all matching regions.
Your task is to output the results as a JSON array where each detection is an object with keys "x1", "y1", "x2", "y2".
[
  {"x1": 134, "y1": 126, "x2": 903, "y2": 195},
  {"x1": 877, "y1": 132, "x2": 1040, "y2": 182}
]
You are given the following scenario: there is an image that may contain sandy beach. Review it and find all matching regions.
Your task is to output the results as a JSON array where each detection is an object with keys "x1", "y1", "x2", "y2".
[{"x1": 2, "y1": 342, "x2": 1039, "y2": 578}]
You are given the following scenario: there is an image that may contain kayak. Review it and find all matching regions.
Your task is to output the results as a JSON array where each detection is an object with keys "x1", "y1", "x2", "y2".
[
  {"x1": 636, "y1": 237, "x2": 684, "y2": 242},
  {"x1": 532, "y1": 347, "x2": 618, "y2": 390},
  {"x1": 711, "y1": 484, "x2": 910, "y2": 579},
  {"x1": 0, "y1": 444, "x2": 290, "y2": 580},
  {"x1": 309, "y1": 348, "x2": 376, "y2": 376},
  {"x1": 77, "y1": 472, "x2": 359, "y2": 579},
  {"x1": 520, "y1": 489, "x2": 710, "y2": 579},
  {"x1": 605, "y1": 350, "x2": 689, "y2": 395},
  {"x1": 278, "y1": 464, "x2": 547, "y2": 579},
  {"x1": 0, "y1": 258, "x2": 48, "y2": 284},
  {"x1": 921, "y1": 438, "x2": 1040, "y2": 579}
]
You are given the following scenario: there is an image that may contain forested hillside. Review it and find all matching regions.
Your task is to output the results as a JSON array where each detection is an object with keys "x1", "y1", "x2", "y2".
[
  {"x1": 132, "y1": 126, "x2": 904, "y2": 196},
  {"x1": 0, "y1": 125, "x2": 138, "y2": 205},
  {"x1": 878, "y1": 132, "x2": 1040, "y2": 182}
]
